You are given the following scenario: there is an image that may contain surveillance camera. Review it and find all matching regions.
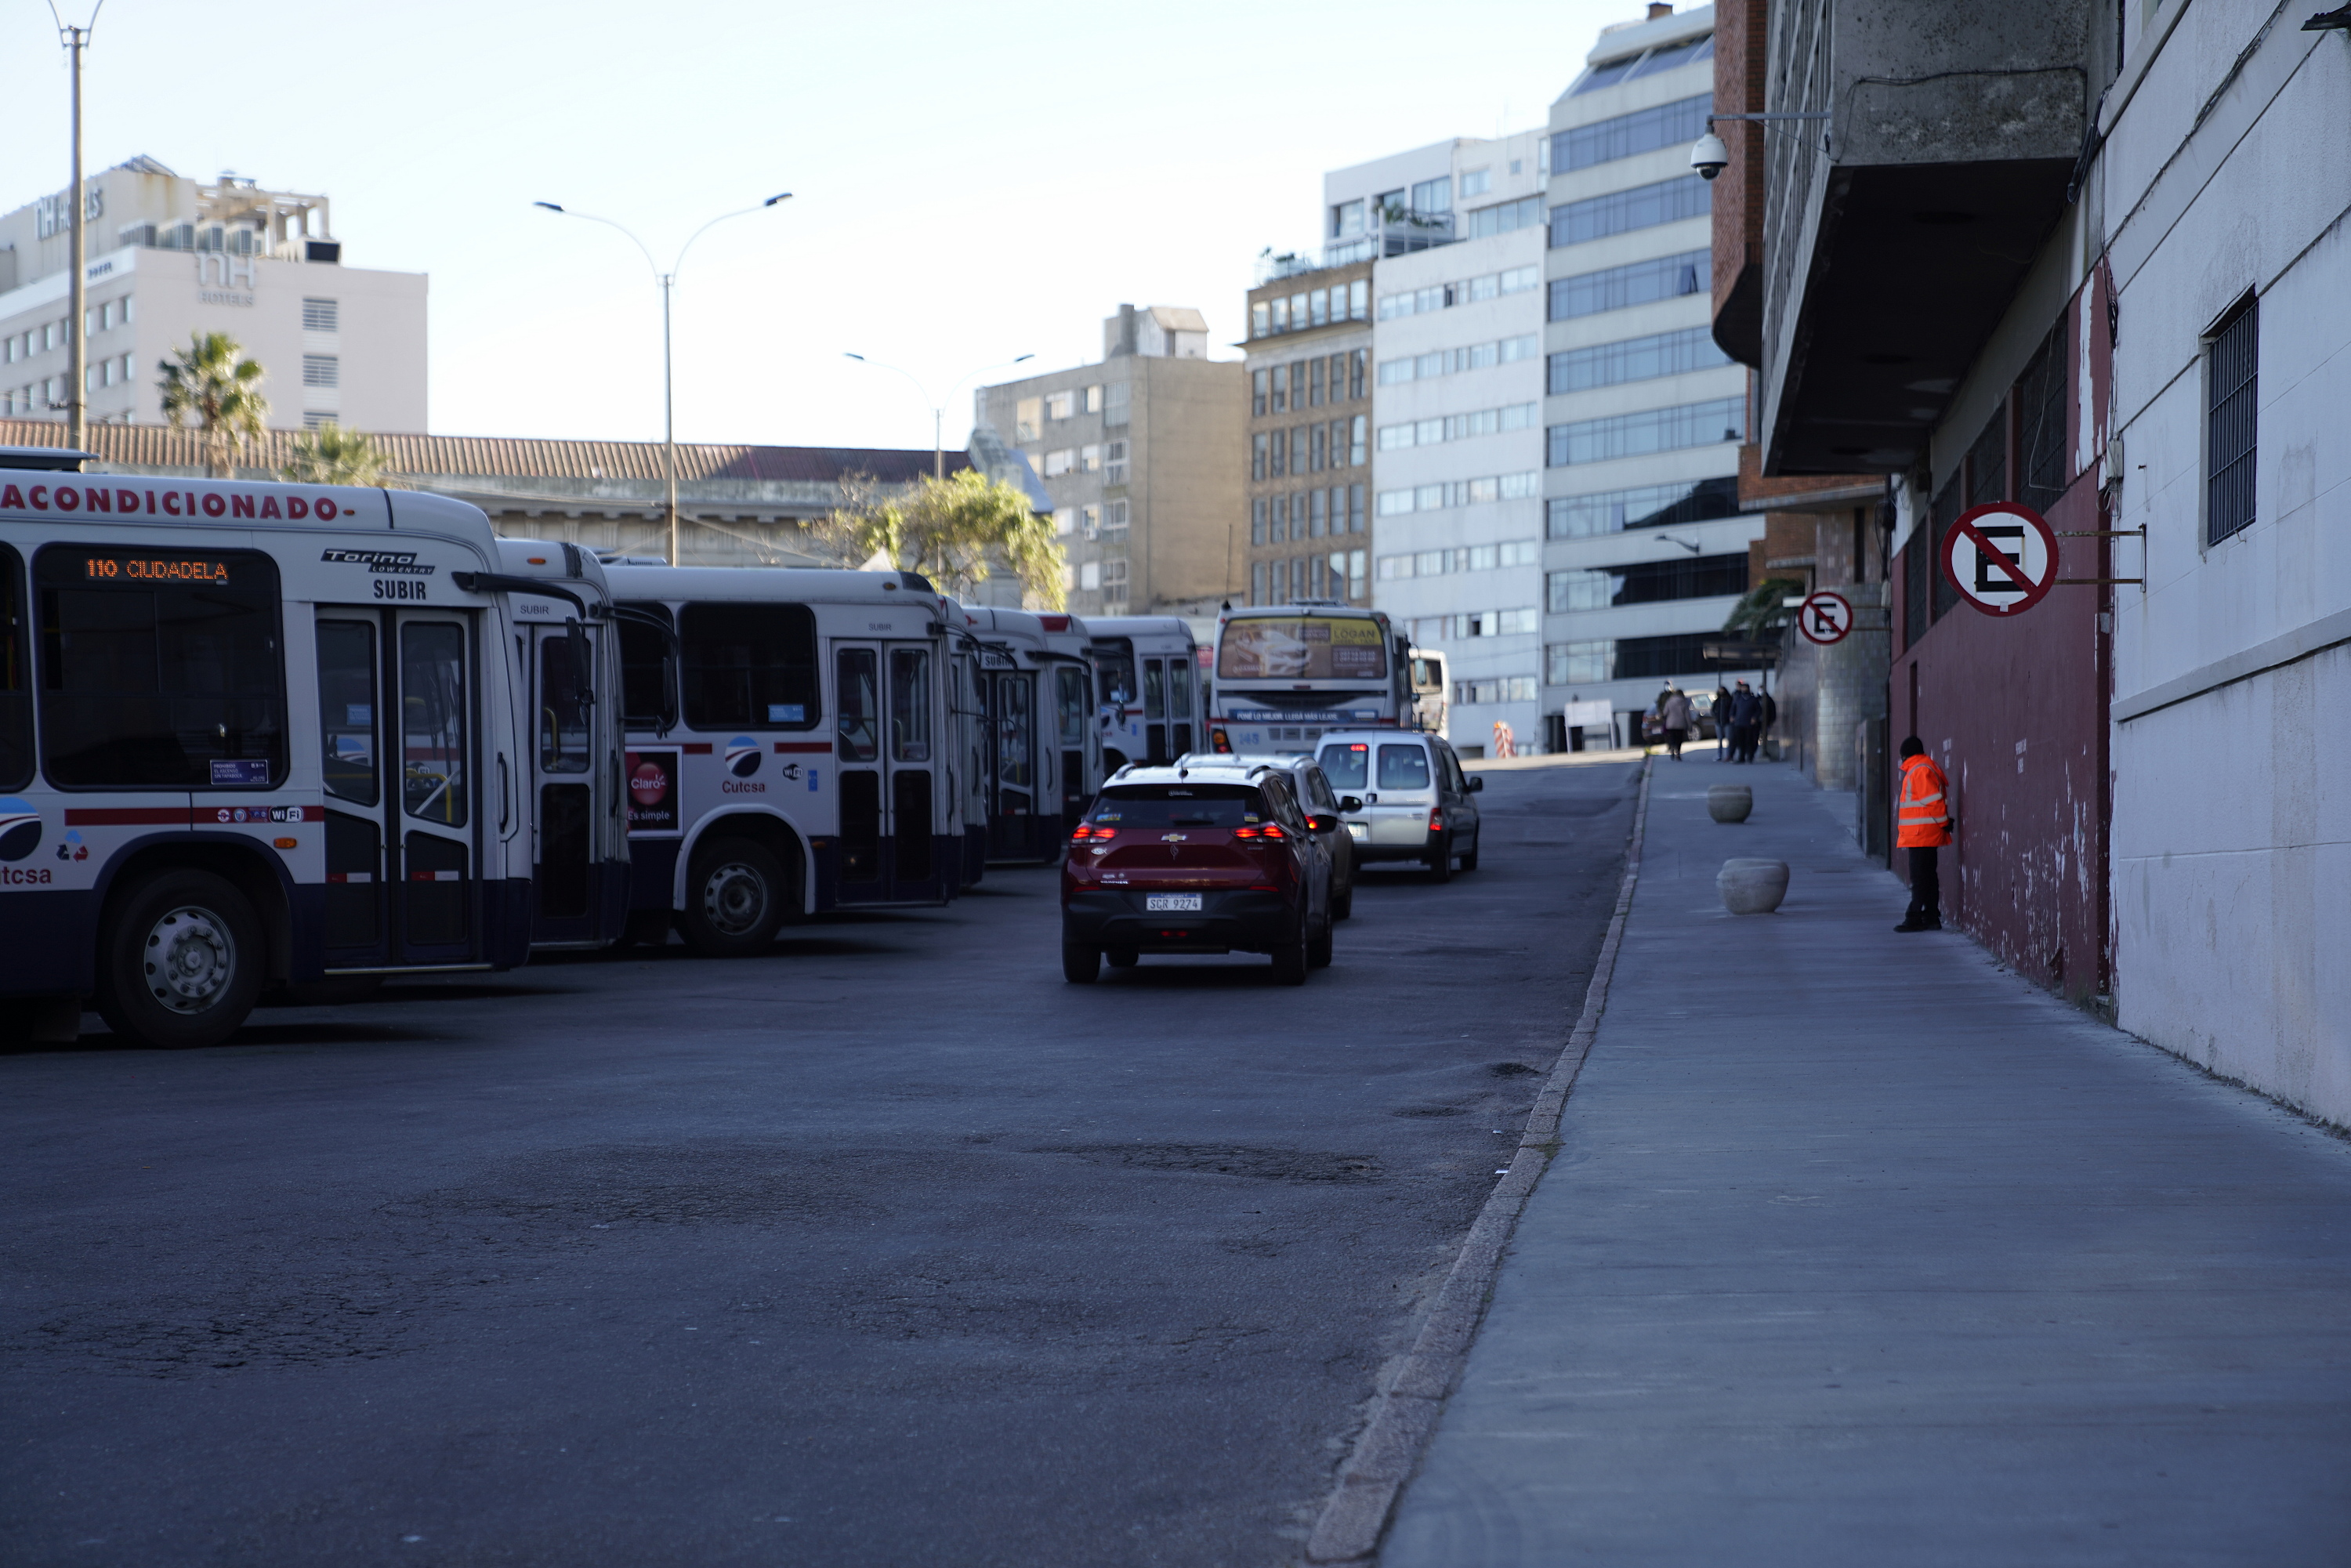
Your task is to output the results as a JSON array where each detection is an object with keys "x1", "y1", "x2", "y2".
[{"x1": 1690, "y1": 132, "x2": 1730, "y2": 181}]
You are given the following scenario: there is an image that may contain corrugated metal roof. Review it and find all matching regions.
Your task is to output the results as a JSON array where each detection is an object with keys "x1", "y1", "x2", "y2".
[{"x1": 0, "y1": 418, "x2": 964, "y2": 484}]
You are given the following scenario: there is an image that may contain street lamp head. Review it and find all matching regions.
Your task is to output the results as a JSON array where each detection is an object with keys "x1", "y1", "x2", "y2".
[
  {"x1": 533, "y1": 201, "x2": 565, "y2": 212},
  {"x1": 842, "y1": 352, "x2": 865, "y2": 361},
  {"x1": 764, "y1": 192, "x2": 793, "y2": 207},
  {"x1": 1012, "y1": 354, "x2": 1035, "y2": 364}
]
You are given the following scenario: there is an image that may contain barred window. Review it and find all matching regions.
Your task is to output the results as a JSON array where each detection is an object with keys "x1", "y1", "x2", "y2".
[
  {"x1": 302, "y1": 354, "x2": 340, "y2": 389},
  {"x1": 2205, "y1": 296, "x2": 2259, "y2": 545},
  {"x1": 302, "y1": 297, "x2": 339, "y2": 333}
]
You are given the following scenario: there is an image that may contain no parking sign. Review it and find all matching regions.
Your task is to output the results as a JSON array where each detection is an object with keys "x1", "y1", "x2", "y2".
[{"x1": 1939, "y1": 503, "x2": 2059, "y2": 617}]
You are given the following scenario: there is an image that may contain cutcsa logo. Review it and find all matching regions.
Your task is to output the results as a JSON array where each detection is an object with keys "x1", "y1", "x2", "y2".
[
  {"x1": 0, "y1": 798, "x2": 42, "y2": 862},
  {"x1": 725, "y1": 737, "x2": 762, "y2": 779}
]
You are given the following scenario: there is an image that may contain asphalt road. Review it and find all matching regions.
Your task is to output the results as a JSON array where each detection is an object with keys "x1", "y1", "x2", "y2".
[{"x1": 1, "y1": 755, "x2": 1640, "y2": 1568}]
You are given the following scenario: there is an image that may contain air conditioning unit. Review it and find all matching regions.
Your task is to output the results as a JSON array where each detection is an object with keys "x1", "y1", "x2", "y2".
[{"x1": 305, "y1": 239, "x2": 342, "y2": 264}]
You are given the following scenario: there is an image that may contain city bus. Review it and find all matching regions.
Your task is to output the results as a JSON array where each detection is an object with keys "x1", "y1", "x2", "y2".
[
  {"x1": 1087, "y1": 615, "x2": 1204, "y2": 770},
  {"x1": 0, "y1": 450, "x2": 538, "y2": 1048},
  {"x1": 1207, "y1": 601, "x2": 1419, "y2": 754},
  {"x1": 1407, "y1": 646, "x2": 1449, "y2": 737},
  {"x1": 606, "y1": 563, "x2": 959, "y2": 955},
  {"x1": 955, "y1": 605, "x2": 1100, "y2": 864}
]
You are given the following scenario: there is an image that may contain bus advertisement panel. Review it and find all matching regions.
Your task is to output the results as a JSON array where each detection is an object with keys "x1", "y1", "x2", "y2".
[{"x1": 1208, "y1": 604, "x2": 1415, "y2": 755}]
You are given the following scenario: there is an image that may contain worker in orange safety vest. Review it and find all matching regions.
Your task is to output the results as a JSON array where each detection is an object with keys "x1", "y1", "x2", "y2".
[{"x1": 1894, "y1": 736, "x2": 1952, "y2": 932}]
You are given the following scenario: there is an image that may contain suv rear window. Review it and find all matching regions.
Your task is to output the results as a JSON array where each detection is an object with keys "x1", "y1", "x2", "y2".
[
  {"x1": 1089, "y1": 784, "x2": 1266, "y2": 828},
  {"x1": 1377, "y1": 744, "x2": 1431, "y2": 791}
]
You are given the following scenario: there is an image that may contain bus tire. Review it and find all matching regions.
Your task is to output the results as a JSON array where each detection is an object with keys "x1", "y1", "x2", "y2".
[
  {"x1": 95, "y1": 870, "x2": 266, "y2": 1050},
  {"x1": 1062, "y1": 943, "x2": 1100, "y2": 983},
  {"x1": 681, "y1": 838, "x2": 788, "y2": 957}
]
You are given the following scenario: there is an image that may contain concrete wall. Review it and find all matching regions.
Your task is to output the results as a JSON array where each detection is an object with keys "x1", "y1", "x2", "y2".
[{"x1": 1777, "y1": 579, "x2": 1886, "y2": 790}]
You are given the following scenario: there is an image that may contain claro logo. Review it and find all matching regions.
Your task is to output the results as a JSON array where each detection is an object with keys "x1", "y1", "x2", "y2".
[{"x1": 321, "y1": 549, "x2": 434, "y2": 576}]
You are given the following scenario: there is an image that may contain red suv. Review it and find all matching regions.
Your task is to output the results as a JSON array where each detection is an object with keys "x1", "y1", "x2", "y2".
[{"x1": 1061, "y1": 763, "x2": 1335, "y2": 985}]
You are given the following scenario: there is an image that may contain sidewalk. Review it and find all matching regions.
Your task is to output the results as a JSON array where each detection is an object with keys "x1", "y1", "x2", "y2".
[{"x1": 1379, "y1": 759, "x2": 2351, "y2": 1566}]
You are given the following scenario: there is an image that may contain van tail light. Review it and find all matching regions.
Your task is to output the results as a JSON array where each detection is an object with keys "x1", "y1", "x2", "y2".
[{"x1": 1428, "y1": 809, "x2": 1444, "y2": 833}]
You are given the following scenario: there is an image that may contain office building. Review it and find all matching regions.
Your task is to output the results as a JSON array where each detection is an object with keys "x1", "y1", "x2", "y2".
[
  {"x1": 975, "y1": 306, "x2": 1244, "y2": 615},
  {"x1": 1241, "y1": 259, "x2": 1374, "y2": 610},
  {"x1": 0, "y1": 157, "x2": 426, "y2": 434},
  {"x1": 1538, "y1": 5, "x2": 1764, "y2": 745},
  {"x1": 1328, "y1": 135, "x2": 1551, "y2": 752}
]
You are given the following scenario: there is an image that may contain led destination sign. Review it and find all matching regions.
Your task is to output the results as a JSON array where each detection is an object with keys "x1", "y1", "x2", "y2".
[{"x1": 82, "y1": 554, "x2": 235, "y2": 585}]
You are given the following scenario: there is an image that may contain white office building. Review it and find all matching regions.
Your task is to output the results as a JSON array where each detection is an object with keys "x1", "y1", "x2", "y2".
[
  {"x1": 0, "y1": 157, "x2": 426, "y2": 435},
  {"x1": 1329, "y1": 134, "x2": 1552, "y2": 756},
  {"x1": 1540, "y1": 5, "x2": 1763, "y2": 743}
]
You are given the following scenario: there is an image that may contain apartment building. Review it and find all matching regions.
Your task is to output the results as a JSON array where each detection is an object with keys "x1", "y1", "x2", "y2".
[
  {"x1": 0, "y1": 157, "x2": 426, "y2": 434},
  {"x1": 1328, "y1": 136, "x2": 1551, "y2": 752},
  {"x1": 975, "y1": 305, "x2": 1244, "y2": 616},
  {"x1": 1539, "y1": 5, "x2": 1763, "y2": 745},
  {"x1": 1240, "y1": 259, "x2": 1374, "y2": 611}
]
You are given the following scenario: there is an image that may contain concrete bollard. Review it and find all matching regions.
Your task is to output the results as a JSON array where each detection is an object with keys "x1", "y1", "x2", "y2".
[
  {"x1": 1718, "y1": 858, "x2": 1789, "y2": 914},
  {"x1": 1707, "y1": 784, "x2": 1753, "y2": 823}
]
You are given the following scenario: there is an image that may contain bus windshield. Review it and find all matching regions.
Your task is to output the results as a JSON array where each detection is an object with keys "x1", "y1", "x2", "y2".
[{"x1": 1217, "y1": 617, "x2": 1387, "y2": 681}]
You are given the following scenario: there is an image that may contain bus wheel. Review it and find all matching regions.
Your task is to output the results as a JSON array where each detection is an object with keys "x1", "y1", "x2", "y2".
[
  {"x1": 682, "y1": 838, "x2": 788, "y2": 957},
  {"x1": 96, "y1": 871, "x2": 265, "y2": 1049}
]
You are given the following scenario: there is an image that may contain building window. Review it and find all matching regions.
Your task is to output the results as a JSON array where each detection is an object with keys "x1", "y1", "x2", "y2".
[
  {"x1": 302, "y1": 297, "x2": 339, "y2": 333},
  {"x1": 1270, "y1": 429, "x2": 1288, "y2": 478},
  {"x1": 1078, "y1": 503, "x2": 1102, "y2": 539},
  {"x1": 1377, "y1": 403, "x2": 1541, "y2": 450},
  {"x1": 1547, "y1": 397, "x2": 1744, "y2": 466},
  {"x1": 1349, "y1": 548, "x2": 1367, "y2": 599},
  {"x1": 1045, "y1": 389, "x2": 1073, "y2": 421},
  {"x1": 1461, "y1": 168, "x2": 1492, "y2": 198},
  {"x1": 1465, "y1": 196, "x2": 1544, "y2": 238},
  {"x1": 1349, "y1": 280, "x2": 1368, "y2": 320},
  {"x1": 1349, "y1": 483, "x2": 1364, "y2": 533},
  {"x1": 1016, "y1": 397, "x2": 1041, "y2": 441},
  {"x1": 1546, "y1": 555, "x2": 1747, "y2": 613},
  {"x1": 1545, "y1": 641, "x2": 1611, "y2": 684},
  {"x1": 1043, "y1": 448, "x2": 1074, "y2": 477},
  {"x1": 1331, "y1": 198, "x2": 1367, "y2": 238},
  {"x1": 1413, "y1": 609, "x2": 1540, "y2": 642},
  {"x1": 1546, "y1": 477, "x2": 1740, "y2": 538},
  {"x1": 1554, "y1": 94, "x2": 1712, "y2": 174},
  {"x1": 1270, "y1": 367, "x2": 1288, "y2": 414},
  {"x1": 1104, "y1": 381, "x2": 1129, "y2": 427},
  {"x1": 1251, "y1": 498, "x2": 1267, "y2": 545},
  {"x1": 1549, "y1": 327, "x2": 1732, "y2": 394},
  {"x1": 1273, "y1": 558, "x2": 1290, "y2": 601},
  {"x1": 1410, "y1": 176, "x2": 1452, "y2": 214},
  {"x1": 302, "y1": 354, "x2": 340, "y2": 389},
  {"x1": 1105, "y1": 440, "x2": 1128, "y2": 485},
  {"x1": 1252, "y1": 302, "x2": 1271, "y2": 339},
  {"x1": 2205, "y1": 295, "x2": 2259, "y2": 545},
  {"x1": 1104, "y1": 498, "x2": 1128, "y2": 533},
  {"x1": 1270, "y1": 297, "x2": 1289, "y2": 333},
  {"x1": 1350, "y1": 348, "x2": 1367, "y2": 398},
  {"x1": 1079, "y1": 444, "x2": 1102, "y2": 474},
  {"x1": 1549, "y1": 176, "x2": 1710, "y2": 248},
  {"x1": 1252, "y1": 560, "x2": 1267, "y2": 604},
  {"x1": 1080, "y1": 561, "x2": 1101, "y2": 591},
  {"x1": 1084, "y1": 383, "x2": 1103, "y2": 414},
  {"x1": 1252, "y1": 433, "x2": 1268, "y2": 481},
  {"x1": 1549, "y1": 249, "x2": 1709, "y2": 320},
  {"x1": 1271, "y1": 495, "x2": 1289, "y2": 543},
  {"x1": 1454, "y1": 676, "x2": 1539, "y2": 705},
  {"x1": 1252, "y1": 368, "x2": 1269, "y2": 416},
  {"x1": 1377, "y1": 473, "x2": 1542, "y2": 516},
  {"x1": 1311, "y1": 423, "x2": 1327, "y2": 472},
  {"x1": 1289, "y1": 362, "x2": 1306, "y2": 409},
  {"x1": 1310, "y1": 357, "x2": 1325, "y2": 407}
]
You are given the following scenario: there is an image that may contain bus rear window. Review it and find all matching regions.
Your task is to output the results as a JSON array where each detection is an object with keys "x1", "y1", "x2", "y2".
[
  {"x1": 1217, "y1": 617, "x2": 1387, "y2": 680},
  {"x1": 679, "y1": 601, "x2": 817, "y2": 730},
  {"x1": 35, "y1": 545, "x2": 285, "y2": 790},
  {"x1": 1088, "y1": 784, "x2": 1263, "y2": 828}
]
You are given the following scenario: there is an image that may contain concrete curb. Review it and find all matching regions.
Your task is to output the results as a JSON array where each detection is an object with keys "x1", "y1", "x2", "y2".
[{"x1": 1301, "y1": 756, "x2": 1654, "y2": 1566}]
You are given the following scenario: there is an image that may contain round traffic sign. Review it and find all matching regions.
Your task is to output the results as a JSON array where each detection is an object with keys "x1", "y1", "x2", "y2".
[
  {"x1": 1939, "y1": 502, "x2": 2059, "y2": 617},
  {"x1": 1796, "y1": 590, "x2": 1854, "y2": 645}
]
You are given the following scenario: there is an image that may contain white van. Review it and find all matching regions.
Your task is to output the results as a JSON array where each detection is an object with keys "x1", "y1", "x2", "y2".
[{"x1": 1313, "y1": 729, "x2": 1484, "y2": 882}]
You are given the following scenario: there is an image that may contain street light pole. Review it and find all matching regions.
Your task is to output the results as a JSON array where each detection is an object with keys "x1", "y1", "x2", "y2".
[
  {"x1": 841, "y1": 352, "x2": 1035, "y2": 481},
  {"x1": 52, "y1": 2, "x2": 103, "y2": 458},
  {"x1": 534, "y1": 193, "x2": 792, "y2": 564}
]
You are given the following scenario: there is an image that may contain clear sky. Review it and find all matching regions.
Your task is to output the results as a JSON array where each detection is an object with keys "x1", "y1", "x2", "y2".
[{"x1": 5, "y1": 0, "x2": 1635, "y2": 453}]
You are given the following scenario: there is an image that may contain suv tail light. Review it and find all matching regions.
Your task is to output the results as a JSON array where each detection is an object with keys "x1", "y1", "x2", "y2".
[
  {"x1": 1071, "y1": 824, "x2": 1115, "y2": 842},
  {"x1": 1233, "y1": 822, "x2": 1286, "y2": 839}
]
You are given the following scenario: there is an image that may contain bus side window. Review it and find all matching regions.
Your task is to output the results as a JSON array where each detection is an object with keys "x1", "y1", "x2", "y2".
[
  {"x1": 1168, "y1": 661, "x2": 1191, "y2": 719},
  {"x1": 0, "y1": 545, "x2": 31, "y2": 791},
  {"x1": 679, "y1": 601, "x2": 818, "y2": 730},
  {"x1": 317, "y1": 619, "x2": 378, "y2": 805},
  {"x1": 1055, "y1": 668, "x2": 1088, "y2": 747},
  {"x1": 616, "y1": 602, "x2": 676, "y2": 731},
  {"x1": 837, "y1": 648, "x2": 879, "y2": 762}
]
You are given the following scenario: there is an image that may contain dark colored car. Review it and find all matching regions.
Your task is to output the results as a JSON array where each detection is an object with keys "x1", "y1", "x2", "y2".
[
  {"x1": 1181, "y1": 751, "x2": 1362, "y2": 918},
  {"x1": 1060, "y1": 764, "x2": 1335, "y2": 985}
]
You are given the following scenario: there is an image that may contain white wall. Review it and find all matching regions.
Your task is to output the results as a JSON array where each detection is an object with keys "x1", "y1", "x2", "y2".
[{"x1": 2104, "y1": 8, "x2": 2351, "y2": 1124}]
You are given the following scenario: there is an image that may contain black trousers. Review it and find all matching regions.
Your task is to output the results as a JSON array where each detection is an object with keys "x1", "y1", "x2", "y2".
[{"x1": 1906, "y1": 846, "x2": 1940, "y2": 922}]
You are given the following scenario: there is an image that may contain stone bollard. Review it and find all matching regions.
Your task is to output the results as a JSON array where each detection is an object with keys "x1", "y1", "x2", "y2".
[
  {"x1": 1707, "y1": 783, "x2": 1753, "y2": 823},
  {"x1": 1718, "y1": 858, "x2": 1789, "y2": 914}
]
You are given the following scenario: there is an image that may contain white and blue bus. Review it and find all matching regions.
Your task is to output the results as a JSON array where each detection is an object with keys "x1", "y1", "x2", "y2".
[
  {"x1": 605, "y1": 564, "x2": 961, "y2": 954},
  {"x1": 0, "y1": 449, "x2": 571, "y2": 1048},
  {"x1": 1207, "y1": 602, "x2": 1421, "y2": 754},
  {"x1": 952, "y1": 605, "x2": 1101, "y2": 864},
  {"x1": 1086, "y1": 614, "x2": 1205, "y2": 770}
]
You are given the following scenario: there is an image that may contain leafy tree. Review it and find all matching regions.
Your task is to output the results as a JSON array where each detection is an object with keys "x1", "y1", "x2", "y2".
[
  {"x1": 282, "y1": 422, "x2": 396, "y2": 487},
  {"x1": 817, "y1": 469, "x2": 1067, "y2": 610},
  {"x1": 158, "y1": 332, "x2": 268, "y2": 478},
  {"x1": 1722, "y1": 576, "x2": 1806, "y2": 637}
]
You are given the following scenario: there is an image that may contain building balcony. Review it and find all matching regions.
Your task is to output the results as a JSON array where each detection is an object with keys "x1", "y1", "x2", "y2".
[{"x1": 1753, "y1": 0, "x2": 2093, "y2": 476}]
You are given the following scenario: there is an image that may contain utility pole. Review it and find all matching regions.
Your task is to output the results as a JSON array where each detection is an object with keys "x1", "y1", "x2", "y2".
[{"x1": 55, "y1": 3, "x2": 103, "y2": 458}]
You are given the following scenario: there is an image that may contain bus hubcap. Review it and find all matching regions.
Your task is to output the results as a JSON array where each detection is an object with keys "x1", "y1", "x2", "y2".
[
  {"x1": 703, "y1": 864, "x2": 767, "y2": 936},
  {"x1": 144, "y1": 907, "x2": 235, "y2": 1012}
]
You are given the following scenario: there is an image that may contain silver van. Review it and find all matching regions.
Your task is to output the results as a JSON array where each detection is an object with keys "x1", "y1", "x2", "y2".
[{"x1": 1314, "y1": 730, "x2": 1483, "y2": 882}]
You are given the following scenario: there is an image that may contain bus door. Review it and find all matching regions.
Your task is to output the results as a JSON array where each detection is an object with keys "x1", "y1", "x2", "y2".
[
  {"x1": 316, "y1": 609, "x2": 484, "y2": 970},
  {"x1": 1142, "y1": 657, "x2": 1168, "y2": 763},
  {"x1": 835, "y1": 639, "x2": 944, "y2": 901},
  {"x1": 1055, "y1": 664, "x2": 1090, "y2": 834},
  {"x1": 988, "y1": 666, "x2": 1042, "y2": 860},
  {"x1": 1168, "y1": 654, "x2": 1195, "y2": 758},
  {"x1": 529, "y1": 621, "x2": 601, "y2": 942}
]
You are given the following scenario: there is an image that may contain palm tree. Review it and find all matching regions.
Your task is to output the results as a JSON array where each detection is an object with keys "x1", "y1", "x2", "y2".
[
  {"x1": 158, "y1": 332, "x2": 268, "y2": 478},
  {"x1": 282, "y1": 422, "x2": 394, "y2": 487}
]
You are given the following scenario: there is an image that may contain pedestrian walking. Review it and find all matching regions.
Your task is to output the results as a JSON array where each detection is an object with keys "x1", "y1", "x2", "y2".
[
  {"x1": 1712, "y1": 683, "x2": 1733, "y2": 759},
  {"x1": 1894, "y1": 736, "x2": 1953, "y2": 931},
  {"x1": 1728, "y1": 680, "x2": 1762, "y2": 762},
  {"x1": 1659, "y1": 688, "x2": 1693, "y2": 759}
]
